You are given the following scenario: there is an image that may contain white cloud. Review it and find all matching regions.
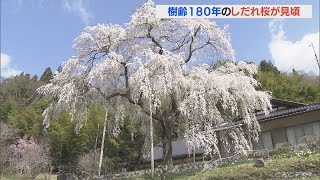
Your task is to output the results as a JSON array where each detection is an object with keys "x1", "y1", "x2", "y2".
[
  {"x1": 268, "y1": 19, "x2": 319, "y2": 74},
  {"x1": 1, "y1": 53, "x2": 22, "y2": 78},
  {"x1": 63, "y1": 0, "x2": 93, "y2": 25}
]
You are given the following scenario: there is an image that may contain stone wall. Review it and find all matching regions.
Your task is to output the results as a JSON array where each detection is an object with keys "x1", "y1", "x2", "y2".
[
  {"x1": 271, "y1": 171, "x2": 319, "y2": 179},
  {"x1": 112, "y1": 156, "x2": 233, "y2": 179}
]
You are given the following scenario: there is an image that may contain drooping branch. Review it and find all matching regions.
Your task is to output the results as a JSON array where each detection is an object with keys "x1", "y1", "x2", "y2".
[{"x1": 126, "y1": 92, "x2": 162, "y2": 122}]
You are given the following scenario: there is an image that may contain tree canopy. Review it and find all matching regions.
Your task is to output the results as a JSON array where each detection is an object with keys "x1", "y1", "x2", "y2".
[{"x1": 38, "y1": 1, "x2": 272, "y2": 170}]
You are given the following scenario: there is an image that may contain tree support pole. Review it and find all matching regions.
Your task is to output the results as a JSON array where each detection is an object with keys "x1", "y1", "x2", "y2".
[
  {"x1": 150, "y1": 98, "x2": 154, "y2": 179},
  {"x1": 98, "y1": 109, "x2": 108, "y2": 177}
]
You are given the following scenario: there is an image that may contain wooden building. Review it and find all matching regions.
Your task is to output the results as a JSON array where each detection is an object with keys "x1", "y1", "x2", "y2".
[
  {"x1": 253, "y1": 98, "x2": 320, "y2": 150},
  {"x1": 153, "y1": 98, "x2": 320, "y2": 161}
]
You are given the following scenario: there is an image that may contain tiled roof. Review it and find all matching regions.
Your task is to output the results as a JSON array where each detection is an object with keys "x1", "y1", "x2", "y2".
[{"x1": 257, "y1": 103, "x2": 320, "y2": 122}]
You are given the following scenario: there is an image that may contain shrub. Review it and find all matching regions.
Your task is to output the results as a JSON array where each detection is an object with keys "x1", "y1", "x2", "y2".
[
  {"x1": 271, "y1": 142, "x2": 293, "y2": 156},
  {"x1": 294, "y1": 143, "x2": 309, "y2": 152},
  {"x1": 304, "y1": 135, "x2": 320, "y2": 150},
  {"x1": 78, "y1": 151, "x2": 98, "y2": 176}
]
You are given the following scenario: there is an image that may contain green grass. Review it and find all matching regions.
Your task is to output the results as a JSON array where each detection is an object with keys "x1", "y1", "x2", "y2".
[
  {"x1": 1, "y1": 173, "x2": 57, "y2": 180},
  {"x1": 200, "y1": 153, "x2": 320, "y2": 179},
  {"x1": 124, "y1": 153, "x2": 320, "y2": 180}
]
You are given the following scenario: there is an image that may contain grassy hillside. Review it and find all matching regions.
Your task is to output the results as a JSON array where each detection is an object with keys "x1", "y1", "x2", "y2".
[{"x1": 125, "y1": 152, "x2": 320, "y2": 180}]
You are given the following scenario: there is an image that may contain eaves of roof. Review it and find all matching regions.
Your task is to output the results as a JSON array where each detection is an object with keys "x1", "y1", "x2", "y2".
[
  {"x1": 257, "y1": 103, "x2": 320, "y2": 122},
  {"x1": 270, "y1": 98, "x2": 307, "y2": 107}
]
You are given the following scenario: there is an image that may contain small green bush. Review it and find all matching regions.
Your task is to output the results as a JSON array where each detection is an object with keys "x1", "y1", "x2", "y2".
[
  {"x1": 271, "y1": 142, "x2": 293, "y2": 156},
  {"x1": 305, "y1": 135, "x2": 320, "y2": 150}
]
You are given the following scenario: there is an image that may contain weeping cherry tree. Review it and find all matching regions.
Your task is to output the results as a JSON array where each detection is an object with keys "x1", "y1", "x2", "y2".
[{"x1": 38, "y1": 0, "x2": 272, "y2": 171}]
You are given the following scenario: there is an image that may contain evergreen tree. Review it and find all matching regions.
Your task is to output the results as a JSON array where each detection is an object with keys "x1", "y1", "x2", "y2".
[
  {"x1": 259, "y1": 60, "x2": 280, "y2": 74},
  {"x1": 40, "y1": 67, "x2": 53, "y2": 83}
]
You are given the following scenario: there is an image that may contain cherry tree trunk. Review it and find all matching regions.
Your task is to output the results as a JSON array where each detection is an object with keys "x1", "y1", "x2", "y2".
[{"x1": 161, "y1": 126, "x2": 173, "y2": 170}]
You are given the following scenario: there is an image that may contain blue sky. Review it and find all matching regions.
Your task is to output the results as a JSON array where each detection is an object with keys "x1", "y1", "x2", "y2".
[{"x1": 1, "y1": 0, "x2": 319, "y2": 78}]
